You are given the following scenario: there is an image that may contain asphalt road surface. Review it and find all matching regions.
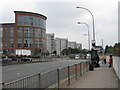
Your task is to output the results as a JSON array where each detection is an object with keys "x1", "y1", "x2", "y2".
[{"x1": 3, "y1": 59, "x2": 85, "y2": 83}]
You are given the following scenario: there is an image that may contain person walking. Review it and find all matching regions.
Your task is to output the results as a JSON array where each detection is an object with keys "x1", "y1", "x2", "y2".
[
  {"x1": 109, "y1": 55, "x2": 113, "y2": 67},
  {"x1": 102, "y1": 54, "x2": 106, "y2": 64},
  {"x1": 96, "y1": 54, "x2": 100, "y2": 67}
]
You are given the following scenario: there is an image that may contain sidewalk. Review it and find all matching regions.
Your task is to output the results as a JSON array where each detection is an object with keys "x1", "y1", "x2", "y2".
[{"x1": 66, "y1": 64, "x2": 118, "y2": 88}]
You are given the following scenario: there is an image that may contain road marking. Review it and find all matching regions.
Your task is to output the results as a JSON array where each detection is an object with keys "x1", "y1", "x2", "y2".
[{"x1": 17, "y1": 73, "x2": 20, "y2": 75}]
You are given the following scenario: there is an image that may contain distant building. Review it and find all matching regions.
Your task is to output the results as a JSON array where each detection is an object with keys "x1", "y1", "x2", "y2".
[
  {"x1": 46, "y1": 33, "x2": 55, "y2": 55},
  {"x1": 77, "y1": 43, "x2": 82, "y2": 50},
  {"x1": 55, "y1": 38, "x2": 61, "y2": 55},
  {"x1": 55, "y1": 38, "x2": 68, "y2": 55},
  {"x1": 60, "y1": 38, "x2": 68, "y2": 51},
  {"x1": 0, "y1": 11, "x2": 47, "y2": 56},
  {"x1": 68, "y1": 41, "x2": 77, "y2": 49}
]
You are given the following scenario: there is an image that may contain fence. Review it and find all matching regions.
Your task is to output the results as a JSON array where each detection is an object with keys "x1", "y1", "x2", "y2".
[{"x1": 2, "y1": 61, "x2": 89, "y2": 89}]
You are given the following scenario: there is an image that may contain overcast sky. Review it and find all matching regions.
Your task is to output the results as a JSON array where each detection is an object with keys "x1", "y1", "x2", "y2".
[{"x1": 0, "y1": 0, "x2": 119, "y2": 49}]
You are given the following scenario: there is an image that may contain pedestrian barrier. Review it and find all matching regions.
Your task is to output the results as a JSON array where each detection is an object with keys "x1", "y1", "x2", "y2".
[{"x1": 2, "y1": 61, "x2": 90, "y2": 89}]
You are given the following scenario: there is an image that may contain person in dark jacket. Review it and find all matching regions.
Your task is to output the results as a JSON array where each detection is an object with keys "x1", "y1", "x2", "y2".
[
  {"x1": 96, "y1": 54, "x2": 100, "y2": 67},
  {"x1": 109, "y1": 55, "x2": 113, "y2": 67}
]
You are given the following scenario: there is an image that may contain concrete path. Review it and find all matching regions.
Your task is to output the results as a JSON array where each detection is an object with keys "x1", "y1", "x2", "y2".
[{"x1": 66, "y1": 64, "x2": 118, "y2": 88}]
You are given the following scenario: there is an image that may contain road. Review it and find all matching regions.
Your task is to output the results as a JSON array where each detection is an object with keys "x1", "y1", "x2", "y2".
[{"x1": 3, "y1": 59, "x2": 85, "y2": 83}]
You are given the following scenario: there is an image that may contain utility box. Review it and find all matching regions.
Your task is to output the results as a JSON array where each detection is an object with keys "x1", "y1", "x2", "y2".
[{"x1": 89, "y1": 63, "x2": 94, "y2": 71}]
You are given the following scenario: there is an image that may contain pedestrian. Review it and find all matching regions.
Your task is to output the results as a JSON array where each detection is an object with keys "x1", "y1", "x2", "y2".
[
  {"x1": 109, "y1": 55, "x2": 113, "y2": 67},
  {"x1": 96, "y1": 54, "x2": 100, "y2": 67},
  {"x1": 102, "y1": 54, "x2": 106, "y2": 64}
]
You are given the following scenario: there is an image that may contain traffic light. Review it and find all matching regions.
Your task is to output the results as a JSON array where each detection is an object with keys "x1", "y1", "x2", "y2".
[
  {"x1": 92, "y1": 42, "x2": 95, "y2": 47},
  {"x1": 91, "y1": 40, "x2": 96, "y2": 47}
]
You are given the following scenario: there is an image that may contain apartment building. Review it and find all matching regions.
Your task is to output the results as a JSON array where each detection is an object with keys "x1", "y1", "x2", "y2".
[
  {"x1": 46, "y1": 33, "x2": 55, "y2": 55},
  {"x1": 55, "y1": 38, "x2": 68, "y2": 55},
  {"x1": 0, "y1": 11, "x2": 47, "y2": 56},
  {"x1": 68, "y1": 41, "x2": 77, "y2": 49},
  {"x1": 77, "y1": 43, "x2": 82, "y2": 50}
]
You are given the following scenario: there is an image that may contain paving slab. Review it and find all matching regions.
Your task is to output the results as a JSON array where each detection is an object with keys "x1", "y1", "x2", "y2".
[{"x1": 66, "y1": 64, "x2": 118, "y2": 88}]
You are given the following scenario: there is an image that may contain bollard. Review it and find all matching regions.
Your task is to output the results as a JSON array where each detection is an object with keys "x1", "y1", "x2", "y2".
[
  {"x1": 68, "y1": 66, "x2": 70, "y2": 85},
  {"x1": 80, "y1": 63, "x2": 82, "y2": 76},
  {"x1": 81, "y1": 62, "x2": 84, "y2": 74},
  {"x1": 85, "y1": 62, "x2": 87, "y2": 72},
  {"x1": 57, "y1": 69, "x2": 60, "y2": 88},
  {"x1": 87, "y1": 61, "x2": 89, "y2": 72},
  {"x1": 83, "y1": 63, "x2": 84, "y2": 73},
  {"x1": 75, "y1": 64, "x2": 77, "y2": 80},
  {"x1": 89, "y1": 63, "x2": 94, "y2": 71},
  {"x1": 39, "y1": 73, "x2": 41, "y2": 88}
]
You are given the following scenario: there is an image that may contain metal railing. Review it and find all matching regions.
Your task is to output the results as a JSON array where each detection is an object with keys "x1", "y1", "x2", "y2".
[{"x1": 2, "y1": 61, "x2": 89, "y2": 89}]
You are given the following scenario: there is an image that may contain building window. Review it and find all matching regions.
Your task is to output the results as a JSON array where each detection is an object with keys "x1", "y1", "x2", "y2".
[
  {"x1": 18, "y1": 15, "x2": 22, "y2": 26},
  {"x1": 23, "y1": 38, "x2": 33, "y2": 48},
  {"x1": 11, "y1": 43, "x2": 14, "y2": 48},
  {"x1": 4, "y1": 27, "x2": 14, "y2": 37},
  {"x1": 42, "y1": 30, "x2": 46, "y2": 38},
  {"x1": 35, "y1": 39, "x2": 39, "y2": 48},
  {"x1": 29, "y1": 28, "x2": 34, "y2": 37},
  {"x1": 34, "y1": 28, "x2": 41, "y2": 37},
  {"x1": 0, "y1": 38, "x2": 2, "y2": 48},
  {"x1": 18, "y1": 27, "x2": 22, "y2": 37},
  {"x1": 24, "y1": 28, "x2": 34, "y2": 37},
  {"x1": 4, "y1": 38, "x2": 13, "y2": 48},
  {"x1": 29, "y1": 38, "x2": 33, "y2": 47},
  {"x1": 10, "y1": 28, "x2": 14, "y2": 37},
  {"x1": 0, "y1": 27, "x2": 3, "y2": 37},
  {"x1": 24, "y1": 28, "x2": 28, "y2": 37},
  {"x1": 24, "y1": 43, "x2": 28, "y2": 47},
  {"x1": 18, "y1": 38, "x2": 22, "y2": 48},
  {"x1": 17, "y1": 15, "x2": 46, "y2": 29},
  {"x1": 10, "y1": 38, "x2": 14, "y2": 48},
  {"x1": 18, "y1": 43, "x2": 22, "y2": 48}
]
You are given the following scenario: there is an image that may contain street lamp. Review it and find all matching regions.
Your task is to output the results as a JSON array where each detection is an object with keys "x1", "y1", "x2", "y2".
[
  {"x1": 76, "y1": 6, "x2": 96, "y2": 47},
  {"x1": 78, "y1": 22, "x2": 90, "y2": 51}
]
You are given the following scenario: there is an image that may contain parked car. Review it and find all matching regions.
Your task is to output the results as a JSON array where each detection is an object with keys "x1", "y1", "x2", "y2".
[
  {"x1": 75, "y1": 55, "x2": 80, "y2": 60},
  {"x1": 2, "y1": 58, "x2": 12, "y2": 63},
  {"x1": 21, "y1": 58, "x2": 32, "y2": 62}
]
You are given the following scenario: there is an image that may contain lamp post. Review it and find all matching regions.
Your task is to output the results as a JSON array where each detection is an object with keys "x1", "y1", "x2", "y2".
[
  {"x1": 78, "y1": 22, "x2": 90, "y2": 51},
  {"x1": 76, "y1": 6, "x2": 96, "y2": 47}
]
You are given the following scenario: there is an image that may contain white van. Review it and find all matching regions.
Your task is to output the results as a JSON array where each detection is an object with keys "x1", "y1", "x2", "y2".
[{"x1": 75, "y1": 55, "x2": 80, "y2": 59}]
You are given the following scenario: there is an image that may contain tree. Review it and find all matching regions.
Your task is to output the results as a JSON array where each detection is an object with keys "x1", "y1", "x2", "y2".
[
  {"x1": 113, "y1": 43, "x2": 120, "y2": 56},
  {"x1": 104, "y1": 45, "x2": 114, "y2": 54},
  {"x1": 61, "y1": 49, "x2": 68, "y2": 55},
  {"x1": 71, "y1": 48, "x2": 81, "y2": 54},
  {"x1": 81, "y1": 49, "x2": 88, "y2": 54},
  {"x1": 61, "y1": 48, "x2": 81, "y2": 55},
  {"x1": 108, "y1": 46, "x2": 114, "y2": 53},
  {"x1": 45, "y1": 50, "x2": 49, "y2": 56},
  {"x1": 34, "y1": 49, "x2": 41, "y2": 55},
  {"x1": 104, "y1": 43, "x2": 120, "y2": 56},
  {"x1": 105, "y1": 45, "x2": 108, "y2": 54}
]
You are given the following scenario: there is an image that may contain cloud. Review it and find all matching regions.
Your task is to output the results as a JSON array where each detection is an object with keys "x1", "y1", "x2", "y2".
[
  {"x1": 0, "y1": 1, "x2": 36, "y2": 22},
  {"x1": 0, "y1": 0, "x2": 119, "y2": 49}
]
